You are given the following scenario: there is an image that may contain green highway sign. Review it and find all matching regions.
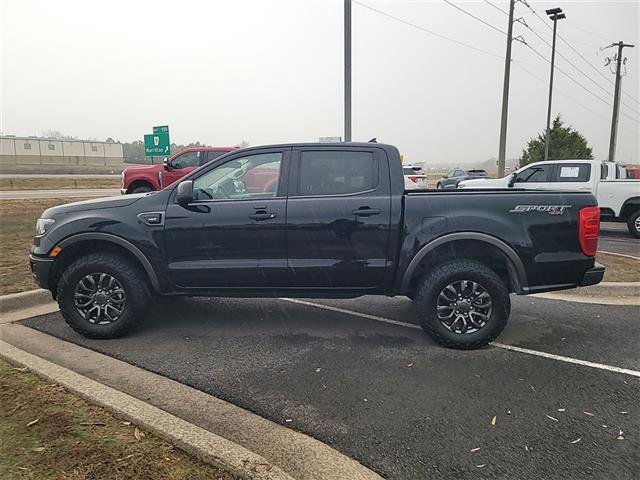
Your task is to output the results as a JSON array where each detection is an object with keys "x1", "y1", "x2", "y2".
[
  {"x1": 153, "y1": 125, "x2": 169, "y2": 134},
  {"x1": 144, "y1": 133, "x2": 170, "y2": 157}
]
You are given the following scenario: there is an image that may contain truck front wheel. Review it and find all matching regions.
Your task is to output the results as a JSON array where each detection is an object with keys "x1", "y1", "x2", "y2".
[
  {"x1": 414, "y1": 260, "x2": 510, "y2": 349},
  {"x1": 57, "y1": 253, "x2": 151, "y2": 339},
  {"x1": 627, "y1": 210, "x2": 640, "y2": 238}
]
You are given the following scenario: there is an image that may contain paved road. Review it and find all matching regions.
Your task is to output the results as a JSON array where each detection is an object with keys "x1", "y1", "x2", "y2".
[
  {"x1": 599, "y1": 223, "x2": 639, "y2": 257},
  {"x1": 0, "y1": 188, "x2": 121, "y2": 200},
  {"x1": 23, "y1": 295, "x2": 639, "y2": 480}
]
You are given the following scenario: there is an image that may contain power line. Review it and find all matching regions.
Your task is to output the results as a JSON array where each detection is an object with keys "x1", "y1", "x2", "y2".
[
  {"x1": 524, "y1": 42, "x2": 639, "y2": 124},
  {"x1": 353, "y1": 1, "x2": 503, "y2": 59},
  {"x1": 565, "y1": 22, "x2": 614, "y2": 45},
  {"x1": 521, "y1": 16, "x2": 640, "y2": 114},
  {"x1": 513, "y1": 60, "x2": 637, "y2": 135},
  {"x1": 523, "y1": 4, "x2": 640, "y2": 108},
  {"x1": 484, "y1": 0, "x2": 509, "y2": 17},
  {"x1": 442, "y1": 0, "x2": 507, "y2": 35}
]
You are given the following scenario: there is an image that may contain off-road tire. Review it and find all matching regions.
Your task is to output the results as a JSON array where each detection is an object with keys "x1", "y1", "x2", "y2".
[
  {"x1": 57, "y1": 253, "x2": 151, "y2": 339},
  {"x1": 627, "y1": 210, "x2": 640, "y2": 239},
  {"x1": 414, "y1": 260, "x2": 510, "y2": 349}
]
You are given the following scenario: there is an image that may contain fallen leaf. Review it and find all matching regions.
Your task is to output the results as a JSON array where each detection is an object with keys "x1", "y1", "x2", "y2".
[
  {"x1": 116, "y1": 454, "x2": 136, "y2": 462},
  {"x1": 491, "y1": 416, "x2": 497, "y2": 426},
  {"x1": 602, "y1": 425, "x2": 608, "y2": 428},
  {"x1": 583, "y1": 411, "x2": 594, "y2": 417},
  {"x1": 406, "y1": 363, "x2": 414, "y2": 368},
  {"x1": 315, "y1": 368, "x2": 322, "y2": 373},
  {"x1": 285, "y1": 419, "x2": 292, "y2": 423},
  {"x1": 546, "y1": 415, "x2": 559, "y2": 422},
  {"x1": 26, "y1": 419, "x2": 39, "y2": 427},
  {"x1": 470, "y1": 447, "x2": 481, "y2": 452},
  {"x1": 476, "y1": 464, "x2": 486, "y2": 468},
  {"x1": 617, "y1": 429, "x2": 625, "y2": 440},
  {"x1": 321, "y1": 383, "x2": 327, "y2": 389},
  {"x1": 558, "y1": 408, "x2": 566, "y2": 412},
  {"x1": 121, "y1": 421, "x2": 131, "y2": 426},
  {"x1": 32, "y1": 447, "x2": 46, "y2": 452},
  {"x1": 530, "y1": 385, "x2": 536, "y2": 392},
  {"x1": 134, "y1": 427, "x2": 145, "y2": 440},
  {"x1": 363, "y1": 398, "x2": 368, "y2": 402},
  {"x1": 13, "y1": 366, "x2": 29, "y2": 372},
  {"x1": 571, "y1": 438, "x2": 582, "y2": 444},
  {"x1": 620, "y1": 411, "x2": 628, "y2": 414},
  {"x1": 524, "y1": 446, "x2": 529, "y2": 452}
]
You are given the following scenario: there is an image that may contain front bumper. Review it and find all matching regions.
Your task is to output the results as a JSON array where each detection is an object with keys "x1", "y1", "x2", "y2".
[
  {"x1": 29, "y1": 254, "x2": 54, "y2": 290},
  {"x1": 120, "y1": 188, "x2": 128, "y2": 195},
  {"x1": 579, "y1": 263, "x2": 605, "y2": 287}
]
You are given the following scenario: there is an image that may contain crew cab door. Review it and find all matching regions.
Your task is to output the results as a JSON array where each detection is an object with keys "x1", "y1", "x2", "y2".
[
  {"x1": 512, "y1": 164, "x2": 553, "y2": 189},
  {"x1": 162, "y1": 148, "x2": 290, "y2": 289},
  {"x1": 285, "y1": 147, "x2": 391, "y2": 290}
]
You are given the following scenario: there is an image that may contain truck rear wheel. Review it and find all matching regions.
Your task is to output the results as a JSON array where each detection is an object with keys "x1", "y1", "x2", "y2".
[
  {"x1": 414, "y1": 260, "x2": 510, "y2": 349},
  {"x1": 57, "y1": 253, "x2": 151, "y2": 339},
  {"x1": 627, "y1": 210, "x2": 640, "y2": 238}
]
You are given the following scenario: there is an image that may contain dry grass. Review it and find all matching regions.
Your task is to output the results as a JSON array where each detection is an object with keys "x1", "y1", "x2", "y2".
[
  {"x1": 0, "y1": 198, "x2": 94, "y2": 295},
  {"x1": 0, "y1": 178, "x2": 120, "y2": 191},
  {"x1": 597, "y1": 253, "x2": 640, "y2": 282},
  {"x1": 0, "y1": 359, "x2": 237, "y2": 480}
]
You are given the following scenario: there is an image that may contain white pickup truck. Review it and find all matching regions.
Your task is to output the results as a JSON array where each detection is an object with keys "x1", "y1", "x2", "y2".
[{"x1": 458, "y1": 160, "x2": 640, "y2": 238}]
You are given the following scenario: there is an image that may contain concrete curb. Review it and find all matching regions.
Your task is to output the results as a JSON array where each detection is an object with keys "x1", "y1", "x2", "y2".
[
  {"x1": 0, "y1": 339, "x2": 295, "y2": 480},
  {"x1": 0, "y1": 321, "x2": 383, "y2": 480},
  {"x1": 0, "y1": 289, "x2": 52, "y2": 313}
]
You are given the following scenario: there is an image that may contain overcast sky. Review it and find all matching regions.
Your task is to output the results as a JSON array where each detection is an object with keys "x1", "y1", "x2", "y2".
[{"x1": 1, "y1": 0, "x2": 638, "y2": 165}]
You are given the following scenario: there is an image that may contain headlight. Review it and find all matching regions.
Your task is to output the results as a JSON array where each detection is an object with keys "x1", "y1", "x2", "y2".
[
  {"x1": 457, "y1": 183, "x2": 466, "y2": 189},
  {"x1": 35, "y1": 218, "x2": 55, "y2": 236}
]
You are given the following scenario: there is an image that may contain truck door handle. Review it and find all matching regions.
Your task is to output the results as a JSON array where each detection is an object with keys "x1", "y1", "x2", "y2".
[
  {"x1": 352, "y1": 207, "x2": 381, "y2": 217},
  {"x1": 248, "y1": 212, "x2": 277, "y2": 221}
]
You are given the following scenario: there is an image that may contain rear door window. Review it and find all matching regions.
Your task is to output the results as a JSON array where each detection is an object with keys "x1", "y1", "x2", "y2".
[
  {"x1": 297, "y1": 151, "x2": 378, "y2": 196},
  {"x1": 206, "y1": 150, "x2": 227, "y2": 164},
  {"x1": 552, "y1": 163, "x2": 592, "y2": 182}
]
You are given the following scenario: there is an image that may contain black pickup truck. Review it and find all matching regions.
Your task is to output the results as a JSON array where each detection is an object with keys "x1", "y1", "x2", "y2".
[{"x1": 30, "y1": 143, "x2": 604, "y2": 349}]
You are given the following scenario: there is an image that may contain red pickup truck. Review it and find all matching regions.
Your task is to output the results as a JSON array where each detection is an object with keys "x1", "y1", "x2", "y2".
[{"x1": 121, "y1": 147, "x2": 236, "y2": 194}]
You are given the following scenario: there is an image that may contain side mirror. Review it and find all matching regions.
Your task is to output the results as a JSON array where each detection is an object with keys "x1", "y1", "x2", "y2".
[
  {"x1": 176, "y1": 180, "x2": 193, "y2": 205},
  {"x1": 163, "y1": 157, "x2": 171, "y2": 171},
  {"x1": 507, "y1": 174, "x2": 517, "y2": 187}
]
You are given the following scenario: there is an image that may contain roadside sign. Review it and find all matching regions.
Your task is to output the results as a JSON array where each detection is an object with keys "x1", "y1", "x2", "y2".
[
  {"x1": 144, "y1": 133, "x2": 170, "y2": 156},
  {"x1": 319, "y1": 136, "x2": 342, "y2": 143},
  {"x1": 153, "y1": 125, "x2": 169, "y2": 134}
]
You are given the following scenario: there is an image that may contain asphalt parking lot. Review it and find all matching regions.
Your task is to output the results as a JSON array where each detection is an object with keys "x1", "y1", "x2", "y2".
[
  {"x1": 599, "y1": 223, "x2": 640, "y2": 257},
  {"x1": 23, "y1": 295, "x2": 638, "y2": 480}
]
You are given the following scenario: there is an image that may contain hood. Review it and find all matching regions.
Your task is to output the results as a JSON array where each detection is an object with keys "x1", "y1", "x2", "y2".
[
  {"x1": 42, "y1": 193, "x2": 149, "y2": 218},
  {"x1": 123, "y1": 164, "x2": 160, "y2": 174}
]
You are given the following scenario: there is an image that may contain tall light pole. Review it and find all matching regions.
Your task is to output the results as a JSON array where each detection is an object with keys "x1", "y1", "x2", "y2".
[
  {"x1": 543, "y1": 7, "x2": 565, "y2": 162},
  {"x1": 607, "y1": 41, "x2": 634, "y2": 162},
  {"x1": 497, "y1": 0, "x2": 515, "y2": 178},
  {"x1": 344, "y1": 0, "x2": 352, "y2": 142}
]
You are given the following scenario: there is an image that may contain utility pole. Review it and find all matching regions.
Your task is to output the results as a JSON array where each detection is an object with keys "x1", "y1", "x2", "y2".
[
  {"x1": 344, "y1": 0, "x2": 352, "y2": 142},
  {"x1": 543, "y1": 8, "x2": 565, "y2": 162},
  {"x1": 497, "y1": 0, "x2": 515, "y2": 178},
  {"x1": 607, "y1": 41, "x2": 634, "y2": 162}
]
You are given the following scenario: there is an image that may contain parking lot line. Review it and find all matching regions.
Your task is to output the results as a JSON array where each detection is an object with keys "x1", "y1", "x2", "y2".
[{"x1": 280, "y1": 298, "x2": 640, "y2": 379}]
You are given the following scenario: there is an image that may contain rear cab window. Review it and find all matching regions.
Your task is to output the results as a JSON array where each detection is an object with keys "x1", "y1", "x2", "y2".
[{"x1": 296, "y1": 150, "x2": 379, "y2": 196}]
